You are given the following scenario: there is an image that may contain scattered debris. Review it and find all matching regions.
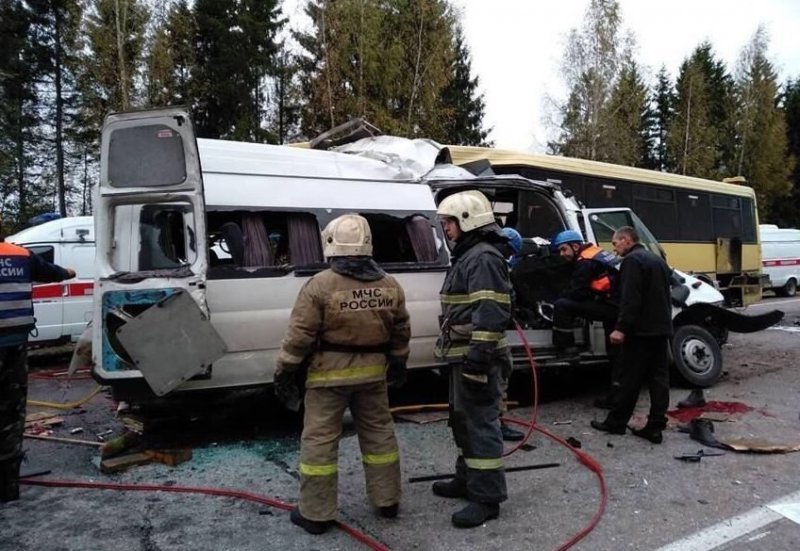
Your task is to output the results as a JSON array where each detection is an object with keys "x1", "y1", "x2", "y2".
[
  {"x1": 552, "y1": 420, "x2": 572, "y2": 426},
  {"x1": 674, "y1": 449, "x2": 725, "y2": 462},
  {"x1": 100, "y1": 452, "x2": 153, "y2": 474},
  {"x1": 145, "y1": 449, "x2": 193, "y2": 467},
  {"x1": 606, "y1": 442, "x2": 614, "y2": 448},
  {"x1": 95, "y1": 429, "x2": 114, "y2": 442},
  {"x1": 566, "y1": 437, "x2": 581, "y2": 449},
  {"x1": 70, "y1": 427, "x2": 84, "y2": 435},
  {"x1": 23, "y1": 433, "x2": 103, "y2": 448},
  {"x1": 100, "y1": 431, "x2": 141, "y2": 459}
]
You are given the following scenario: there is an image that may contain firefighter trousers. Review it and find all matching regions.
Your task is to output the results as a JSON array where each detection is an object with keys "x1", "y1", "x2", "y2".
[
  {"x1": 299, "y1": 380, "x2": 401, "y2": 521},
  {"x1": 0, "y1": 344, "x2": 27, "y2": 503},
  {"x1": 449, "y1": 362, "x2": 507, "y2": 504}
]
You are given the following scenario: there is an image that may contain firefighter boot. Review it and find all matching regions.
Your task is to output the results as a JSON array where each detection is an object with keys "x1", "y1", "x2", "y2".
[
  {"x1": 451, "y1": 502, "x2": 500, "y2": 528},
  {"x1": 432, "y1": 478, "x2": 467, "y2": 499},
  {"x1": 500, "y1": 421, "x2": 525, "y2": 442},
  {"x1": 379, "y1": 504, "x2": 399, "y2": 518},
  {"x1": 290, "y1": 507, "x2": 331, "y2": 535}
]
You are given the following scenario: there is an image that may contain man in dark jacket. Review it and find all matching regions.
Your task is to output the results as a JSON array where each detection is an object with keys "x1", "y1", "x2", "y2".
[
  {"x1": 434, "y1": 190, "x2": 511, "y2": 528},
  {"x1": 590, "y1": 226, "x2": 672, "y2": 444},
  {"x1": 1, "y1": 219, "x2": 76, "y2": 502}
]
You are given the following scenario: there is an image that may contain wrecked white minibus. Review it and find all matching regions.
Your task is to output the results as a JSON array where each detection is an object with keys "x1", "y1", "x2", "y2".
[{"x1": 92, "y1": 108, "x2": 782, "y2": 403}]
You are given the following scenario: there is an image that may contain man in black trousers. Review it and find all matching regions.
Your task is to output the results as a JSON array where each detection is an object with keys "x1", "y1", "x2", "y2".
[{"x1": 589, "y1": 226, "x2": 672, "y2": 444}]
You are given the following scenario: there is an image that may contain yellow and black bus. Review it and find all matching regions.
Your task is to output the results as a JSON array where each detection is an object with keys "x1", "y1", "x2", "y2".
[{"x1": 447, "y1": 146, "x2": 763, "y2": 306}]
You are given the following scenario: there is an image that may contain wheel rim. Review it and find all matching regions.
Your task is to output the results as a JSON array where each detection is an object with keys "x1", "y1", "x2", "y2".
[
  {"x1": 787, "y1": 280, "x2": 797, "y2": 295},
  {"x1": 679, "y1": 337, "x2": 714, "y2": 375}
]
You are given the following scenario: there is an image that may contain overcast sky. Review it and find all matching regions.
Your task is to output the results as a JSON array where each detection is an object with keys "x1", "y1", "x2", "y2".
[{"x1": 451, "y1": 0, "x2": 800, "y2": 151}]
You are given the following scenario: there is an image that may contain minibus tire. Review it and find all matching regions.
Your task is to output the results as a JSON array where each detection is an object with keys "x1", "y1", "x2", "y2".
[
  {"x1": 670, "y1": 325, "x2": 722, "y2": 388},
  {"x1": 776, "y1": 278, "x2": 797, "y2": 297}
]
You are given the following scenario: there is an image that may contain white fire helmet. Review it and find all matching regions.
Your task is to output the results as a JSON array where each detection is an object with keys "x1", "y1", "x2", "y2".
[
  {"x1": 436, "y1": 190, "x2": 495, "y2": 232},
  {"x1": 322, "y1": 214, "x2": 373, "y2": 258}
]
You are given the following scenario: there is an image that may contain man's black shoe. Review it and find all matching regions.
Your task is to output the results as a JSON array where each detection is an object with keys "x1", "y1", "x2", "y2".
[
  {"x1": 432, "y1": 478, "x2": 467, "y2": 499},
  {"x1": 630, "y1": 426, "x2": 663, "y2": 444},
  {"x1": 379, "y1": 504, "x2": 399, "y2": 518},
  {"x1": 500, "y1": 421, "x2": 525, "y2": 442},
  {"x1": 677, "y1": 389, "x2": 706, "y2": 409},
  {"x1": 590, "y1": 420, "x2": 626, "y2": 435},
  {"x1": 452, "y1": 502, "x2": 500, "y2": 528},
  {"x1": 290, "y1": 507, "x2": 331, "y2": 535}
]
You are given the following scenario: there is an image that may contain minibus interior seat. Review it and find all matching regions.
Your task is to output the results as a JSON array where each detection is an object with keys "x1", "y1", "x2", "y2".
[{"x1": 219, "y1": 222, "x2": 245, "y2": 266}]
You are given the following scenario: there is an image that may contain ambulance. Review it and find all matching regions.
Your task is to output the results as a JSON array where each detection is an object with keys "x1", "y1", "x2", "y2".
[
  {"x1": 6, "y1": 216, "x2": 94, "y2": 345},
  {"x1": 760, "y1": 224, "x2": 800, "y2": 297}
]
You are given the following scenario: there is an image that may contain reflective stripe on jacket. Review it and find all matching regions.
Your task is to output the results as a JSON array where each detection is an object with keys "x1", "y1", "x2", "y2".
[
  {"x1": 0, "y1": 243, "x2": 34, "y2": 335},
  {"x1": 435, "y1": 240, "x2": 512, "y2": 363},
  {"x1": 276, "y1": 269, "x2": 411, "y2": 388},
  {"x1": 577, "y1": 244, "x2": 619, "y2": 296}
]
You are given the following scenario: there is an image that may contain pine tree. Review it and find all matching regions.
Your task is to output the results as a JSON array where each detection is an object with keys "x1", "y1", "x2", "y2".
[
  {"x1": 28, "y1": 0, "x2": 85, "y2": 217},
  {"x1": 667, "y1": 43, "x2": 736, "y2": 179},
  {"x1": 78, "y1": 0, "x2": 150, "y2": 146},
  {"x1": 439, "y1": 24, "x2": 490, "y2": 146},
  {"x1": 192, "y1": 0, "x2": 283, "y2": 141},
  {"x1": 295, "y1": 0, "x2": 455, "y2": 140},
  {"x1": 266, "y1": 42, "x2": 303, "y2": 144},
  {"x1": 652, "y1": 66, "x2": 675, "y2": 171},
  {"x1": 597, "y1": 60, "x2": 653, "y2": 167},
  {"x1": 0, "y1": 0, "x2": 51, "y2": 229},
  {"x1": 770, "y1": 78, "x2": 800, "y2": 226},
  {"x1": 733, "y1": 26, "x2": 790, "y2": 218}
]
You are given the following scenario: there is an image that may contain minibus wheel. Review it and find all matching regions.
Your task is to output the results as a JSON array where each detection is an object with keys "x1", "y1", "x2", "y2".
[
  {"x1": 776, "y1": 278, "x2": 797, "y2": 297},
  {"x1": 670, "y1": 325, "x2": 723, "y2": 387}
]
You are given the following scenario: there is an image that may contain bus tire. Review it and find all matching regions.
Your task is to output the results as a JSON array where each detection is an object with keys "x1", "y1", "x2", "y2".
[
  {"x1": 670, "y1": 325, "x2": 722, "y2": 388},
  {"x1": 776, "y1": 278, "x2": 797, "y2": 298}
]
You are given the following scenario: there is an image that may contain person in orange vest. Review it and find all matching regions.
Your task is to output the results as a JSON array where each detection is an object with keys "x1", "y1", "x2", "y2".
[
  {"x1": 550, "y1": 230, "x2": 621, "y2": 407},
  {"x1": 1, "y1": 218, "x2": 76, "y2": 502}
]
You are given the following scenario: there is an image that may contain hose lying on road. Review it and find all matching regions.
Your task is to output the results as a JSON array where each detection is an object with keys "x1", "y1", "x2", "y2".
[
  {"x1": 27, "y1": 385, "x2": 104, "y2": 410},
  {"x1": 20, "y1": 478, "x2": 391, "y2": 551}
]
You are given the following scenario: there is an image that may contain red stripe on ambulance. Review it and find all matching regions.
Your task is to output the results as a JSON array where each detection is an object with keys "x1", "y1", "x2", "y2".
[{"x1": 762, "y1": 258, "x2": 800, "y2": 267}]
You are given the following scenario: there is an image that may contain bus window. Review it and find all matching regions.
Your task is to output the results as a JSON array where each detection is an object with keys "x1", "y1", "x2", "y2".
[
  {"x1": 633, "y1": 186, "x2": 677, "y2": 241},
  {"x1": 712, "y1": 195, "x2": 743, "y2": 239},
  {"x1": 584, "y1": 177, "x2": 633, "y2": 208},
  {"x1": 677, "y1": 191, "x2": 713, "y2": 242}
]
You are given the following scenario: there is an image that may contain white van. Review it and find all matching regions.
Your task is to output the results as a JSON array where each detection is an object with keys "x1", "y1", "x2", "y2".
[
  {"x1": 91, "y1": 108, "x2": 782, "y2": 403},
  {"x1": 6, "y1": 216, "x2": 94, "y2": 345},
  {"x1": 759, "y1": 224, "x2": 800, "y2": 297}
]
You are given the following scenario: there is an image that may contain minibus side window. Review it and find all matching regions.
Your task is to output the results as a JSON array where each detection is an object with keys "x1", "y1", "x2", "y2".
[
  {"x1": 206, "y1": 210, "x2": 324, "y2": 276},
  {"x1": 359, "y1": 212, "x2": 443, "y2": 265}
]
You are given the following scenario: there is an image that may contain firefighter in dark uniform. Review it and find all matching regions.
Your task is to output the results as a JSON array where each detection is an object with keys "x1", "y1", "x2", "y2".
[
  {"x1": 1, "y1": 219, "x2": 75, "y2": 502},
  {"x1": 434, "y1": 190, "x2": 512, "y2": 528},
  {"x1": 274, "y1": 214, "x2": 411, "y2": 535},
  {"x1": 550, "y1": 229, "x2": 620, "y2": 353}
]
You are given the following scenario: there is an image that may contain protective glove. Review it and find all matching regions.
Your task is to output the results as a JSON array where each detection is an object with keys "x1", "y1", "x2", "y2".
[
  {"x1": 274, "y1": 368, "x2": 302, "y2": 412},
  {"x1": 386, "y1": 357, "x2": 408, "y2": 389}
]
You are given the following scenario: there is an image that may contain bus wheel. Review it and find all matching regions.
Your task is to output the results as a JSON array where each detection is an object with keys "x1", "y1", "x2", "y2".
[
  {"x1": 776, "y1": 278, "x2": 797, "y2": 298},
  {"x1": 670, "y1": 325, "x2": 722, "y2": 388}
]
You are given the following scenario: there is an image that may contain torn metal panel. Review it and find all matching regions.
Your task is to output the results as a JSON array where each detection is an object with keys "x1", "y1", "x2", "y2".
[{"x1": 115, "y1": 290, "x2": 227, "y2": 396}]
